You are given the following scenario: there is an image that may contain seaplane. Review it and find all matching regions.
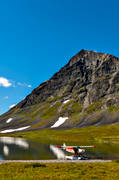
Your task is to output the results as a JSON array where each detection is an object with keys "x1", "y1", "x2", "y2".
[{"x1": 50, "y1": 143, "x2": 96, "y2": 160}]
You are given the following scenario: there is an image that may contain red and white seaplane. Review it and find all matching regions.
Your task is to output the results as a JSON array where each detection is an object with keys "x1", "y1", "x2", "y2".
[{"x1": 50, "y1": 143, "x2": 96, "y2": 160}]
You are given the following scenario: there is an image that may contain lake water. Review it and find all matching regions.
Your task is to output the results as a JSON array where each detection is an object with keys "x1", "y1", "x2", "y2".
[{"x1": 0, "y1": 136, "x2": 119, "y2": 160}]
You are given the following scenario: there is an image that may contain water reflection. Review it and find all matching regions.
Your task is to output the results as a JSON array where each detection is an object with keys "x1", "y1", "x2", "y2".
[
  {"x1": 50, "y1": 145, "x2": 65, "y2": 159},
  {"x1": 0, "y1": 136, "x2": 55, "y2": 160},
  {"x1": 0, "y1": 137, "x2": 119, "y2": 160},
  {"x1": 0, "y1": 137, "x2": 29, "y2": 149},
  {"x1": 3, "y1": 145, "x2": 9, "y2": 156}
]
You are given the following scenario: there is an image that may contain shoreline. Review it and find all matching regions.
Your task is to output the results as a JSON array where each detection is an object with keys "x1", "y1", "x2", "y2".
[{"x1": 0, "y1": 159, "x2": 112, "y2": 164}]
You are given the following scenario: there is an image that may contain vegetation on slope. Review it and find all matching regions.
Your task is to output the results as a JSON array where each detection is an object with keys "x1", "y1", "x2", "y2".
[{"x1": 5, "y1": 123, "x2": 119, "y2": 144}]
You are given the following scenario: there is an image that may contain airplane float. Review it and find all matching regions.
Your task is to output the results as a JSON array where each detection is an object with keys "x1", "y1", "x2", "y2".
[{"x1": 50, "y1": 143, "x2": 96, "y2": 160}]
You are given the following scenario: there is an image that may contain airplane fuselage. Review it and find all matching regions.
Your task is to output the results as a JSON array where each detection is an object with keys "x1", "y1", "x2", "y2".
[{"x1": 64, "y1": 147, "x2": 85, "y2": 154}]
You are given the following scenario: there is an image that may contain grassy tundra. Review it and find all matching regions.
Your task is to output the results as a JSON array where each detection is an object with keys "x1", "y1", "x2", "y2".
[{"x1": 0, "y1": 161, "x2": 119, "y2": 180}]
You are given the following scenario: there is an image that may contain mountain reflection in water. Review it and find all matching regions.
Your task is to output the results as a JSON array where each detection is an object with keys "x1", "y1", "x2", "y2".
[
  {"x1": 0, "y1": 137, "x2": 119, "y2": 160},
  {"x1": 0, "y1": 137, "x2": 29, "y2": 149},
  {"x1": 50, "y1": 145, "x2": 65, "y2": 159},
  {"x1": 0, "y1": 137, "x2": 55, "y2": 160}
]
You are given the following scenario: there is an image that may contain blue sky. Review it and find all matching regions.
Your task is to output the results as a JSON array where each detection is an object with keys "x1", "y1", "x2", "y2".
[{"x1": 0, "y1": 0, "x2": 119, "y2": 115}]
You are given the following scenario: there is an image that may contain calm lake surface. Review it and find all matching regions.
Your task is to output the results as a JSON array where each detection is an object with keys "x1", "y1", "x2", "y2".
[{"x1": 0, "y1": 136, "x2": 119, "y2": 160}]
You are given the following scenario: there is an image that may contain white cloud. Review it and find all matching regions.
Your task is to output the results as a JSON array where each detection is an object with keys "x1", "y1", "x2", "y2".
[
  {"x1": 0, "y1": 78, "x2": 32, "y2": 89},
  {"x1": 4, "y1": 96, "x2": 8, "y2": 99},
  {"x1": 0, "y1": 77, "x2": 12, "y2": 87},
  {"x1": 27, "y1": 84, "x2": 32, "y2": 88},
  {"x1": 17, "y1": 82, "x2": 23, "y2": 86},
  {"x1": 17, "y1": 82, "x2": 32, "y2": 88},
  {"x1": 9, "y1": 104, "x2": 16, "y2": 109}
]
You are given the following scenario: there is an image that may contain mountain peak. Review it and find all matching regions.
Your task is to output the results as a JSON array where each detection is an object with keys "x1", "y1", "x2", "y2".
[
  {"x1": 16, "y1": 49, "x2": 119, "y2": 109},
  {"x1": 68, "y1": 49, "x2": 107, "y2": 67},
  {"x1": 1, "y1": 49, "x2": 119, "y2": 131}
]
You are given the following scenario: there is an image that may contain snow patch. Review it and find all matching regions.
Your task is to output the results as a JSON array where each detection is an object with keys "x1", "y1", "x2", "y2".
[
  {"x1": 51, "y1": 117, "x2": 68, "y2": 128},
  {"x1": 6, "y1": 118, "x2": 13, "y2": 123},
  {"x1": 63, "y1": 99, "x2": 70, "y2": 104},
  {"x1": 9, "y1": 104, "x2": 16, "y2": 109},
  {"x1": 1, "y1": 126, "x2": 30, "y2": 134}
]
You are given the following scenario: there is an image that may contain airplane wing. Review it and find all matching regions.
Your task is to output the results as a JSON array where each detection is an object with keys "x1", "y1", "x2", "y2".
[
  {"x1": 56, "y1": 145, "x2": 96, "y2": 149},
  {"x1": 79, "y1": 146, "x2": 96, "y2": 148}
]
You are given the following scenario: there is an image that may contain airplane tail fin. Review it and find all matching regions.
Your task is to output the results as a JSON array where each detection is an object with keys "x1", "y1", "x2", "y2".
[{"x1": 63, "y1": 143, "x2": 66, "y2": 147}]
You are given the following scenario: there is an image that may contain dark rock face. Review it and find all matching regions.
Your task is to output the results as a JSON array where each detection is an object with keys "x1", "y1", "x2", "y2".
[{"x1": 17, "y1": 49, "x2": 119, "y2": 109}]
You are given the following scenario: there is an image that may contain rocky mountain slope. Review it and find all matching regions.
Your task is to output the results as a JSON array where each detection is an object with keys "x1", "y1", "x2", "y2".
[{"x1": 1, "y1": 49, "x2": 119, "y2": 133}]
